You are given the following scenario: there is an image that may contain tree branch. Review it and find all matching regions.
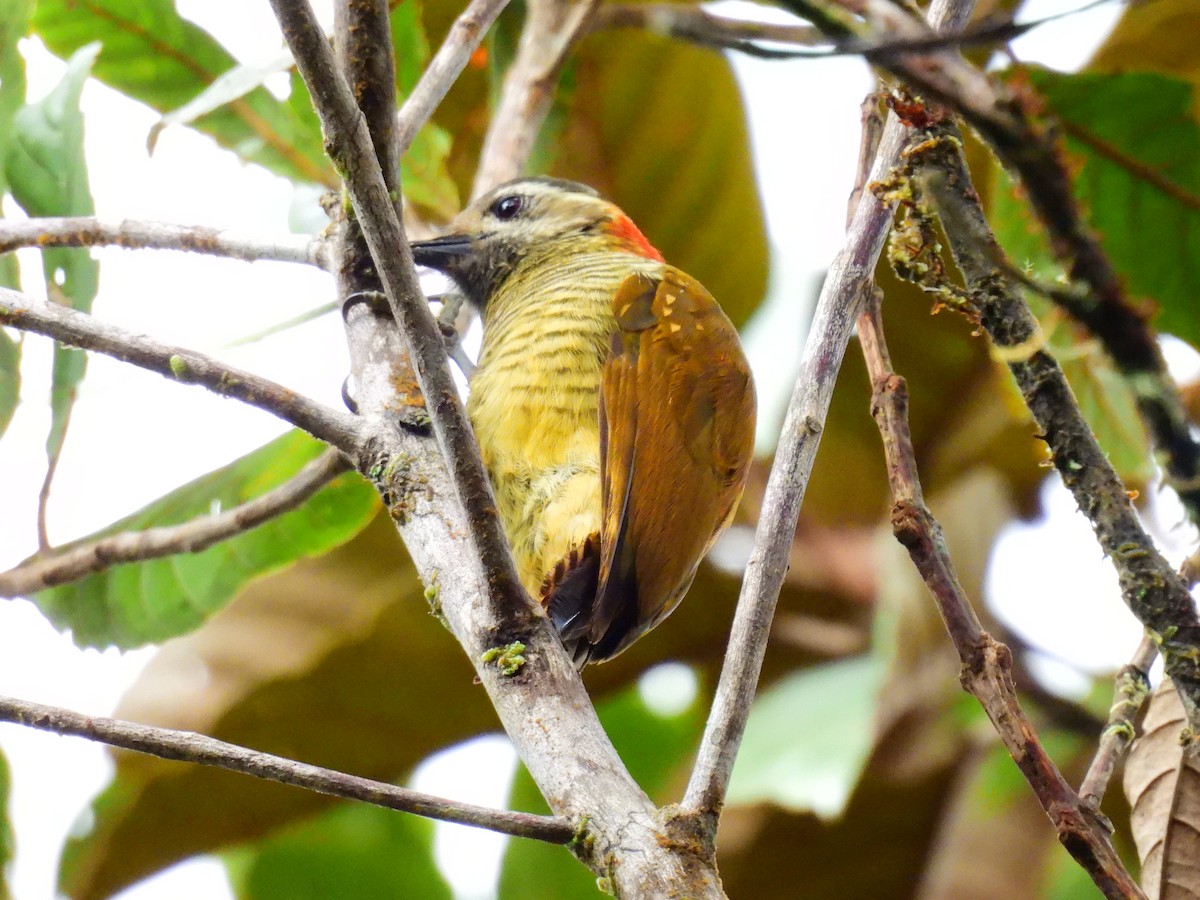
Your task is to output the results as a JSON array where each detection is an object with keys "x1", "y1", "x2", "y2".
[
  {"x1": 816, "y1": 0, "x2": 1200, "y2": 526},
  {"x1": 1080, "y1": 634, "x2": 1157, "y2": 808},
  {"x1": 0, "y1": 286, "x2": 364, "y2": 455},
  {"x1": 471, "y1": 0, "x2": 600, "y2": 197},
  {"x1": 395, "y1": 0, "x2": 512, "y2": 155},
  {"x1": 271, "y1": 0, "x2": 525, "y2": 609},
  {"x1": 0, "y1": 449, "x2": 350, "y2": 597},
  {"x1": 895, "y1": 127, "x2": 1200, "y2": 736},
  {"x1": 680, "y1": 0, "x2": 978, "y2": 833},
  {"x1": 857, "y1": 292, "x2": 1143, "y2": 900},
  {"x1": 0, "y1": 217, "x2": 329, "y2": 268},
  {"x1": 0, "y1": 694, "x2": 574, "y2": 844},
  {"x1": 283, "y1": 1, "x2": 723, "y2": 893}
]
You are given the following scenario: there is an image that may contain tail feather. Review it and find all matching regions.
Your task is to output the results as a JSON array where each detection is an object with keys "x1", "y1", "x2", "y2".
[{"x1": 541, "y1": 533, "x2": 601, "y2": 666}]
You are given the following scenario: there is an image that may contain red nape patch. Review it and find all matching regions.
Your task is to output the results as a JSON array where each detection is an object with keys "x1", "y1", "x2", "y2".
[{"x1": 607, "y1": 214, "x2": 664, "y2": 261}]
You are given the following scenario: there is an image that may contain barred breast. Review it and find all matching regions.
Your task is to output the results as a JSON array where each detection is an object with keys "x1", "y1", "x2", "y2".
[{"x1": 467, "y1": 250, "x2": 663, "y2": 598}]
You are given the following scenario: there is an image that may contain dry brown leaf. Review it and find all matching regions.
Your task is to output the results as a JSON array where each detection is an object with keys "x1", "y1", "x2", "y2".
[{"x1": 1123, "y1": 677, "x2": 1200, "y2": 899}]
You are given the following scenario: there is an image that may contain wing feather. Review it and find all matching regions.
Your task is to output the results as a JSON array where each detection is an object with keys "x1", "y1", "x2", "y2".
[{"x1": 584, "y1": 267, "x2": 755, "y2": 663}]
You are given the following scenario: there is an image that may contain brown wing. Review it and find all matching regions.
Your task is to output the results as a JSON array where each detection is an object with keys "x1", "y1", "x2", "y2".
[{"x1": 581, "y1": 267, "x2": 756, "y2": 663}]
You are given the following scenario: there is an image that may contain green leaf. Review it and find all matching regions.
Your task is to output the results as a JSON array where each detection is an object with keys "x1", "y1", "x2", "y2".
[
  {"x1": 402, "y1": 123, "x2": 458, "y2": 220},
  {"x1": 1011, "y1": 68, "x2": 1200, "y2": 349},
  {"x1": 31, "y1": 0, "x2": 331, "y2": 185},
  {"x1": 6, "y1": 42, "x2": 100, "y2": 479},
  {"x1": 225, "y1": 801, "x2": 451, "y2": 900},
  {"x1": 31, "y1": 430, "x2": 379, "y2": 649},
  {"x1": 497, "y1": 671, "x2": 707, "y2": 899},
  {"x1": 0, "y1": 328, "x2": 17, "y2": 439},
  {"x1": 726, "y1": 654, "x2": 887, "y2": 818},
  {"x1": 6, "y1": 43, "x2": 96, "y2": 219},
  {"x1": 0, "y1": 748, "x2": 12, "y2": 900},
  {"x1": 984, "y1": 71, "x2": 1181, "y2": 483},
  {"x1": 391, "y1": 0, "x2": 431, "y2": 95},
  {"x1": 0, "y1": 0, "x2": 32, "y2": 187},
  {"x1": 1090, "y1": 0, "x2": 1200, "y2": 115},
  {"x1": 147, "y1": 51, "x2": 295, "y2": 155},
  {"x1": 390, "y1": 0, "x2": 458, "y2": 220}
]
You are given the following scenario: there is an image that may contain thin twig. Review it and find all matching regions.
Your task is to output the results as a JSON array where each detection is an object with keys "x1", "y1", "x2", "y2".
[
  {"x1": 679, "y1": 0, "x2": 978, "y2": 836},
  {"x1": 857, "y1": 293, "x2": 1142, "y2": 899},
  {"x1": 590, "y1": 4, "x2": 824, "y2": 57},
  {"x1": 847, "y1": 92, "x2": 884, "y2": 224},
  {"x1": 36, "y1": 425, "x2": 63, "y2": 552},
  {"x1": 897, "y1": 127, "x2": 1200, "y2": 737},
  {"x1": 0, "y1": 694, "x2": 574, "y2": 844},
  {"x1": 1080, "y1": 634, "x2": 1157, "y2": 807},
  {"x1": 471, "y1": 0, "x2": 600, "y2": 197},
  {"x1": 0, "y1": 286, "x2": 363, "y2": 455},
  {"x1": 0, "y1": 449, "x2": 351, "y2": 597},
  {"x1": 394, "y1": 0, "x2": 512, "y2": 155},
  {"x1": 593, "y1": 2, "x2": 1093, "y2": 60},
  {"x1": 817, "y1": 0, "x2": 1200, "y2": 525},
  {"x1": 0, "y1": 217, "x2": 329, "y2": 268}
]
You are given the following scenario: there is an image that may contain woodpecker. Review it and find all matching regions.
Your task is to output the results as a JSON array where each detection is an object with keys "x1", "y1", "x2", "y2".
[{"x1": 411, "y1": 177, "x2": 756, "y2": 666}]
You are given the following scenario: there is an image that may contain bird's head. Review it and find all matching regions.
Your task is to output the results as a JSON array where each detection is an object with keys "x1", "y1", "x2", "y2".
[{"x1": 410, "y1": 177, "x2": 662, "y2": 308}]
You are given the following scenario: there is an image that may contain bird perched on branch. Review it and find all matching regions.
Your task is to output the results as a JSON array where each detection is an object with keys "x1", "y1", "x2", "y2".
[{"x1": 411, "y1": 177, "x2": 755, "y2": 666}]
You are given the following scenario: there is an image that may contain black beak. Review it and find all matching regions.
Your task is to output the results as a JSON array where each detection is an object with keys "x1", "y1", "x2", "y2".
[{"x1": 410, "y1": 234, "x2": 475, "y2": 272}]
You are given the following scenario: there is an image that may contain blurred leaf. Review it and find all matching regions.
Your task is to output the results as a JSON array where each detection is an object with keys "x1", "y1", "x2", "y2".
[
  {"x1": 554, "y1": 31, "x2": 767, "y2": 329},
  {"x1": 403, "y1": 124, "x2": 459, "y2": 221},
  {"x1": 1043, "y1": 69, "x2": 1200, "y2": 350},
  {"x1": 0, "y1": 748, "x2": 11, "y2": 900},
  {"x1": 225, "y1": 801, "x2": 451, "y2": 900},
  {"x1": 6, "y1": 42, "x2": 96, "y2": 219},
  {"x1": 32, "y1": 430, "x2": 378, "y2": 649},
  {"x1": 31, "y1": 0, "x2": 331, "y2": 185},
  {"x1": 920, "y1": 734, "x2": 1090, "y2": 900},
  {"x1": 389, "y1": 0, "x2": 459, "y2": 220},
  {"x1": 0, "y1": 0, "x2": 21, "y2": 440},
  {"x1": 147, "y1": 51, "x2": 295, "y2": 155},
  {"x1": 498, "y1": 674, "x2": 707, "y2": 899},
  {"x1": 0, "y1": 0, "x2": 31, "y2": 183},
  {"x1": 718, "y1": 755, "x2": 962, "y2": 900},
  {"x1": 1089, "y1": 0, "x2": 1200, "y2": 115},
  {"x1": 1006, "y1": 69, "x2": 1200, "y2": 350},
  {"x1": 0, "y1": 329, "x2": 16, "y2": 439},
  {"x1": 1124, "y1": 677, "x2": 1200, "y2": 899},
  {"x1": 987, "y1": 106, "x2": 1157, "y2": 485},
  {"x1": 6, "y1": 42, "x2": 100, "y2": 490},
  {"x1": 726, "y1": 653, "x2": 885, "y2": 818}
]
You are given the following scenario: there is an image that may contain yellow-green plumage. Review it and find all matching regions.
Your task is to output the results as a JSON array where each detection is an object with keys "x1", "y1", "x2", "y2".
[
  {"x1": 411, "y1": 176, "x2": 756, "y2": 666},
  {"x1": 468, "y1": 249, "x2": 662, "y2": 597}
]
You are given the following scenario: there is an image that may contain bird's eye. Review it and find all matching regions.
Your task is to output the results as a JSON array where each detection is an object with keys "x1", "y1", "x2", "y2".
[{"x1": 490, "y1": 195, "x2": 524, "y2": 221}]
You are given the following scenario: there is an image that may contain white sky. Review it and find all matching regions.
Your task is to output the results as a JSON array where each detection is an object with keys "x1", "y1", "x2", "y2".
[{"x1": 0, "y1": 0, "x2": 1186, "y2": 898}]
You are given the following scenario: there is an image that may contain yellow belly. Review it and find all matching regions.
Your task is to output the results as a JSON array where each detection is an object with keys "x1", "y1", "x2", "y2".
[{"x1": 466, "y1": 252, "x2": 658, "y2": 598}]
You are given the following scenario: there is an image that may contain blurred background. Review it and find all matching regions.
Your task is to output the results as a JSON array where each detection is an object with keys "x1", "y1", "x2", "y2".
[{"x1": 1, "y1": 0, "x2": 1197, "y2": 896}]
